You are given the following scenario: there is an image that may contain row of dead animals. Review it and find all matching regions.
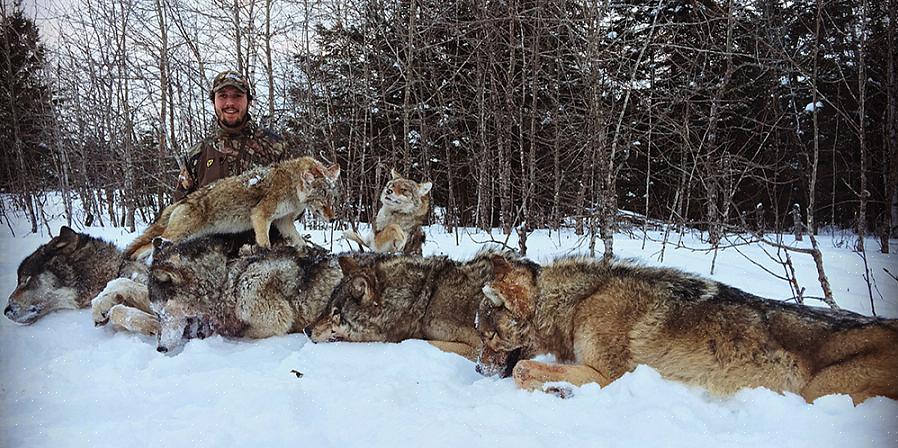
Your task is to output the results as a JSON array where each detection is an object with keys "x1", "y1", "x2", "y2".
[
  {"x1": 7, "y1": 225, "x2": 898, "y2": 404},
  {"x1": 4, "y1": 156, "x2": 898, "y2": 404}
]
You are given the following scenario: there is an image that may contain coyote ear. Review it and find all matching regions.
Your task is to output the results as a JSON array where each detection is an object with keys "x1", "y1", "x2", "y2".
[
  {"x1": 390, "y1": 168, "x2": 402, "y2": 180},
  {"x1": 417, "y1": 181, "x2": 432, "y2": 196},
  {"x1": 338, "y1": 256, "x2": 360, "y2": 275},
  {"x1": 302, "y1": 171, "x2": 316, "y2": 188},
  {"x1": 326, "y1": 164, "x2": 341, "y2": 180},
  {"x1": 52, "y1": 226, "x2": 79, "y2": 250}
]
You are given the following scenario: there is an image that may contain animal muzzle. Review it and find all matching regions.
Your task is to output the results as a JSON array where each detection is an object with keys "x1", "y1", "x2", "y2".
[
  {"x1": 3, "y1": 301, "x2": 41, "y2": 325},
  {"x1": 476, "y1": 346, "x2": 521, "y2": 378}
]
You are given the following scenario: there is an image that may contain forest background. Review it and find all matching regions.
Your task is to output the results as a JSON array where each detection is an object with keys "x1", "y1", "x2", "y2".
[{"x1": 2, "y1": 0, "x2": 896, "y2": 267}]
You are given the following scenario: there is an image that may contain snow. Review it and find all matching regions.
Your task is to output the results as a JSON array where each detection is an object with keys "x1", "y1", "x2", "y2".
[
  {"x1": 805, "y1": 101, "x2": 823, "y2": 112},
  {"x1": 2, "y1": 200, "x2": 898, "y2": 447}
]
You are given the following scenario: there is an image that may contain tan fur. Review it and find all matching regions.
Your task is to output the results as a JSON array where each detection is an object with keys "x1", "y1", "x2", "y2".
[
  {"x1": 125, "y1": 157, "x2": 340, "y2": 259},
  {"x1": 476, "y1": 256, "x2": 898, "y2": 404},
  {"x1": 344, "y1": 169, "x2": 430, "y2": 255}
]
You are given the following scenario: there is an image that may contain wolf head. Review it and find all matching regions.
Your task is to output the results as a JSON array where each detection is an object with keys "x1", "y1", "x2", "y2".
[
  {"x1": 380, "y1": 169, "x2": 432, "y2": 214},
  {"x1": 300, "y1": 160, "x2": 341, "y2": 222},
  {"x1": 148, "y1": 237, "x2": 230, "y2": 353},
  {"x1": 306, "y1": 254, "x2": 386, "y2": 343},
  {"x1": 6, "y1": 226, "x2": 119, "y2": 324},
  {"x1": 475, "y1": 254, "x2": 540, "y2": 377}
]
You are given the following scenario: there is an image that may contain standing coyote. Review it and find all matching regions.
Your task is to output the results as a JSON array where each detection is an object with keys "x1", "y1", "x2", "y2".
[
  {"x1": 475, "y1": 255, "x2": 898, "y2": 404},
  {"x1": 149, "y1": 236, "x2": 343, "y2": 353},
  {"x1": 306, "y1": 251, "x2": 523, "y2": 363},
  {"x1": 125, "y1": 156, "x2": 340, "y2": 259},
  {"x1": 344, "y1": 169, "x2": 431, "y2": 255},
  {"x1": 5, "y1": 226, "x2": 149, "y2": 327}
]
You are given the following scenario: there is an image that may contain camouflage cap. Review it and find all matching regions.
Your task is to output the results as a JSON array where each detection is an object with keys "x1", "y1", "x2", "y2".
[{"x1": 210, "y1": 70, "x2": 252, "y2": 99}]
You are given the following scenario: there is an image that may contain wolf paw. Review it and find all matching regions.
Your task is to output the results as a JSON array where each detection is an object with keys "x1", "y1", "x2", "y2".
[{"x1": 543, "y1": 383, "x2": 575, "y2": 399}]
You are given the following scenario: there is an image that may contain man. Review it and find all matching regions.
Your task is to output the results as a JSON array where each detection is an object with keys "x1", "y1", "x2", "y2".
[{"x1": 174, "y1": 70, "x2": 284, "y2": 201}]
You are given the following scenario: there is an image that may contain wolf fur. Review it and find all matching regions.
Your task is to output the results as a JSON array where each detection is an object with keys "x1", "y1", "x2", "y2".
[
  {"x1": 125, "y1": 156, "x2": 341, "y2": 259},
  {"x1": 475, "y1": 255, "x2": 898, "y2": 404},
  {"x1": 344, "y1": 169, "x2": 431, "y2": 255},
  {"x1": 149, "y1": 236, "x2": 342, "y2": 353},
  {"x1": 5, "y1": 226, "x2": 149, "y2": 327},
  {"x1": 305, "y1": 251, "x2": 521, "y2": 361}
]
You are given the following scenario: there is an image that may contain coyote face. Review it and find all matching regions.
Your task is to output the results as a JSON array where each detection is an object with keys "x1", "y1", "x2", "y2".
[
  {"x1": 300, "y1": 168, "x2": 341, "y2": 222},
  {"x1": 380, "y1": 169, "x2": 431, "y2": 215},
  {"x1": 475, "y1": 255, "x2": 540, "y2": 377},
  {"x1": 6, "y1": 227, "x2": 125, "y2": 324}
]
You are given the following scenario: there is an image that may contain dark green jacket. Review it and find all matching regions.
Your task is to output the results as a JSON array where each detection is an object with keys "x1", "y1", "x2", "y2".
[{"x1": 174, "y1": 117, "x2": 284, "y2": 201}]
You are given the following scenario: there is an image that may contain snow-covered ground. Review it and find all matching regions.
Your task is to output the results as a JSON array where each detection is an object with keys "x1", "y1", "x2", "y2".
[{"x1": 2, "y1": 202, "x2": 897, "y2": 448}]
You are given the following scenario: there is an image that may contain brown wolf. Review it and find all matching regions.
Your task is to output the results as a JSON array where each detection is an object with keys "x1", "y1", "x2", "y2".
[
  {"x1": 5, "y1": 226, "x2": 149, "y2": 327},
  {"x1": 305, "y1": 251, "x2": 523, "y2": 362},
  {"x1": 475, "y1": 255, "x2": 898, "y2": 404},
  {"x1": 149, "y1": 236, "x2": 342, "y2": 353},
  {"x1": 344, "y1": 169, "x2": 431, "y2": 255},
  {"x1": 125, "y1": 156, "x2": 340, "y2": 259}
]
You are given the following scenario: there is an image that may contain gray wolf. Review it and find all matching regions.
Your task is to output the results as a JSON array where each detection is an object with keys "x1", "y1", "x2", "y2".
[
  {"x1": 475, "y1": 255, "x2": 898, "y2": 404},
  {"x1": 306, "y1": 251, "x2": 521, "y2": 361},
  {"x1": 344, "y1": 169, "x2": 431, "y2": 255},
  {"x1": 125, "y1": 156, "x2": 341, "y2": 259},
  {"x1": 5, "y1": 226, "x2": 150, "y2": 328},
  {"x1": 149, "y1": 236, "x2": 342, "y2": 353}
]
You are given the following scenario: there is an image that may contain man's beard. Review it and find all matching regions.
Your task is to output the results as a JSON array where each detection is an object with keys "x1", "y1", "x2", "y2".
[{"x1": 218, "y1": 110, "x2": 247, "y2": 129}]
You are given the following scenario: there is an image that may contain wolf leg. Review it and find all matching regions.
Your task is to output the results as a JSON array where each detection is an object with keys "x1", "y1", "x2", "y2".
[
  {"x1": 91, "y1": 278, "x2": 150, "y2": 326},
  {"x1": 107, "y1": 304, "x2": 159, "y2": 336},
  {"x1": 427, "y1": 340, "x2": 477, "y2": 361},
  {"x1": 273, "y1": 215, "x2": 305, "y2": 248},
  {"x1": 513, "y1": 360, "x2": 613, "y2": 391}
]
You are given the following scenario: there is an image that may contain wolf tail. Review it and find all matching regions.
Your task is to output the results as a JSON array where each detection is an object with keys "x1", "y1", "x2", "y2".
[
  {"x1": 123, "y1": 204, "x2": 175, "y2": 259},
  {"x1": 343, "y1": 229, "x2": 369, "y2": 252}
]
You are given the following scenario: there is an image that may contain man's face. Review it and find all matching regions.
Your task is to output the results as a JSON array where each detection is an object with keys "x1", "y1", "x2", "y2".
[{"x1": 213, "y1": 86, "x2": 249, "y2": 128}]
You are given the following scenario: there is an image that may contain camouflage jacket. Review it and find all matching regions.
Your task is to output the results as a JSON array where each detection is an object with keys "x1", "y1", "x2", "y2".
[{"x1": 174, "y1": 117, "x2": 285, "y2": 201}]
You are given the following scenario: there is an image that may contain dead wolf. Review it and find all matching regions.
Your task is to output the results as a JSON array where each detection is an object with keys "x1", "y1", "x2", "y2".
[
  {"x1": 306, "y1": 251, "x2": 524, "y2": 362},
  {"x1": 125, "y1": 156, "x2": 341, "y2": 259},
  {"x1": 475, "y1": 255, "x2": 898, "y2": 404},
  {"x1": 5, "y1": 226, "x2": 149, "y2": 326},
  {"x1": 344, "y1": 169, "x2": 431, "y2": 255},
  {"x1": 149, "y1": 236, "x2": 342, "y2": 353}
]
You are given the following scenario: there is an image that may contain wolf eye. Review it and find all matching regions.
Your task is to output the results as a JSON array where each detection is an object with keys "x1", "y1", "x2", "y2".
[
  {"x1": 386, "y1": 188, "x2": 393, "y2": 195},
  {"x1": 20, "y1": 275, "x2": 32, "y2": 285}
]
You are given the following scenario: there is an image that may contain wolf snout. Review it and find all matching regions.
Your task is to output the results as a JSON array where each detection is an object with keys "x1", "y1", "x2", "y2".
[
  {"x1": 302, "y1": 325, "x2": 314, "y2": 339},
  {"x1": 4, "y1": 304, "x2": 14, "y2": 319},
  {"x1": 156, "y1": 345, "x2": 169, "y2": 353}
]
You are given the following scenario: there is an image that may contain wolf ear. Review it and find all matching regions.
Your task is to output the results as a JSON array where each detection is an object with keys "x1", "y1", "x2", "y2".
[
  {"x1": 390, "y1": 168, "x2": 402, "y2": 180},
  {"x1": 338, "y1": 256, "x2": 360, "y2": 275},
  {"x1": 489, "y1": 254, "x2": 512, "y2": 279},
  {"x1": 417, "y1": 181, "x2": 432, "y2": 196},
  {"x1": 52, "y1": 226, "x2": 79, "y2": 250},
  {"x1": 350, "y1": 276, "x2": 378, "y2": 306},
  {"x1": 153, "y1": 269, "x2": 183, "y2": 285}
]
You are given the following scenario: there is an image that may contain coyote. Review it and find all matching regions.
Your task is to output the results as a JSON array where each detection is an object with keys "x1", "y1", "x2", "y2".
[
  {"x1": 149, "y1": 236, "x2": 342, "y2": 353},
  {"x1": 475, "y1": 255, "x2": 898, "y2": 404},
  {"x1": 344, "y1": 169, "x2": 431, "y2": 255},
  {"x1": 125, "y1": 156, "x2": 340, "y2": 259},
  {"x1": 305, "y1": 251, "x2": 524, "y2": 363},
  {"x1": 5, "y1": 226, "x2": 149, "y2": 327}
]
